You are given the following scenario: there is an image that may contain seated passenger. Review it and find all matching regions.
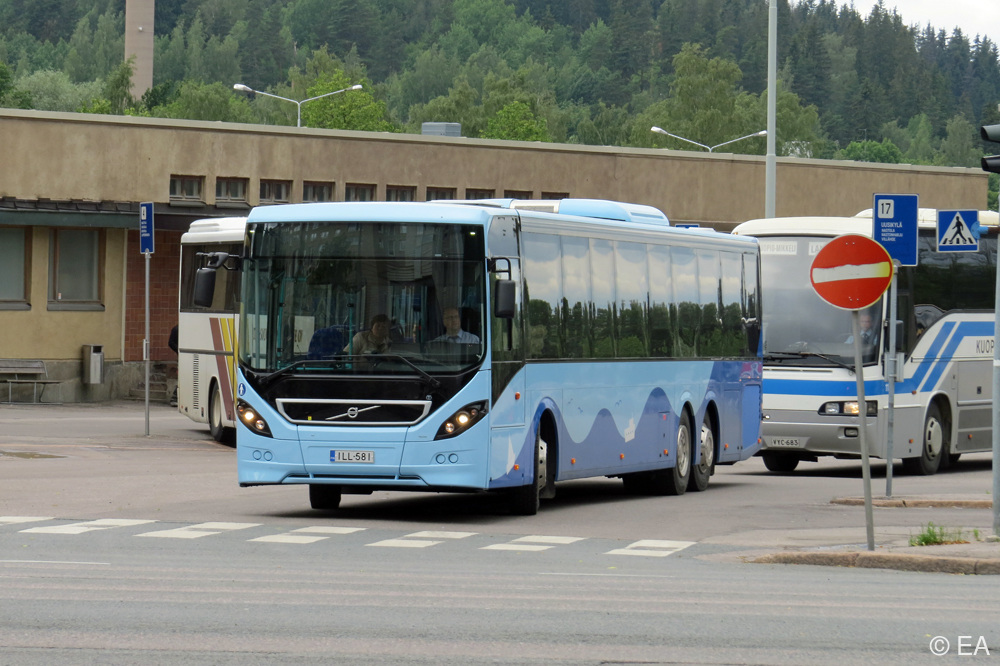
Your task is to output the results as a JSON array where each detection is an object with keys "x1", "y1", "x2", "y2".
[{"x1": 344, "y1": 314, "x2": 392, "y2": 354}]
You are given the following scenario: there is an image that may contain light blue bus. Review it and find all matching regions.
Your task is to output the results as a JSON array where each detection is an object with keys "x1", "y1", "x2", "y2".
[{"x1": 194, "y1": 199, "x2": 763, "y2": 514}]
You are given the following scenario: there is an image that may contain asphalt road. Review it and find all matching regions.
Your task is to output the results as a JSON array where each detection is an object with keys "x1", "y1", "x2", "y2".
[{"x1": 2, "y1": 401, "x2": 999, "y2": 664}]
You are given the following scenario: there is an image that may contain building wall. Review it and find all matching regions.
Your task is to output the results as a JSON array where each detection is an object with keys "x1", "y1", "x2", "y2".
[{"x1": 0, "y1": 109, "x2": 989, "y2": 401}]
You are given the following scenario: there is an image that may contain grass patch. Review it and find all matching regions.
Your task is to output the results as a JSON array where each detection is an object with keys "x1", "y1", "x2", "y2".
[{"x1": 908, "y1": 522, "x2": 969, "y2": 547}]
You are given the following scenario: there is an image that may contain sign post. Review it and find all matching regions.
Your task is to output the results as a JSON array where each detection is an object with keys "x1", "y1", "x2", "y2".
[
  {"x1": 139, "y1": 202, "x2": 154, "y2": 437},
  {"x1": 810, "y1": 234, "x2": 895, "y2": 551},
  {"x1": 872, "y1": 193, "x2": 918, "y2": 498}
]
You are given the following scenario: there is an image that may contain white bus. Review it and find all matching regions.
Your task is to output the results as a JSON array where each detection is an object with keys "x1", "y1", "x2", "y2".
[
  {"x1": 733, "y1": 209, "x2": 998, "y2": 475},
  {"x1": 178, "y1": 217, "x2": 246, "y2": 442}
]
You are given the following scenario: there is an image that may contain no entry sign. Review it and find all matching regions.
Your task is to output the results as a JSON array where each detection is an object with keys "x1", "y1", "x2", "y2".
[{"x1": 810, "y1": 234, "x2": 894, "y2": 310}]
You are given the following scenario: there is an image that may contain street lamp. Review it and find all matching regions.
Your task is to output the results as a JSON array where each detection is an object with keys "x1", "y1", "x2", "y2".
[
  {"x1": 650, "y1": 126, "x2": 767, "y2": 153},
  {"x1": 233, "y1": 83, "x2": 363, "y2": 128}
]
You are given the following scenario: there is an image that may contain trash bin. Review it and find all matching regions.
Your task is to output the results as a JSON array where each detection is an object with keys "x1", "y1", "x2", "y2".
[{"x1": 82, "y1": 344, "x2": 104, "y2": 384}]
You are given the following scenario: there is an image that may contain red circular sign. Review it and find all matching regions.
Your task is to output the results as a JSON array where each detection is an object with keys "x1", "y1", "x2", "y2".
[{"x1": 810, "y1": 234, "x2": 894, "y2": 310}]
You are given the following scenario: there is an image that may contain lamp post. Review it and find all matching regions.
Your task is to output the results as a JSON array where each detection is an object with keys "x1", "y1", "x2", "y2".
[
  {"x1": 650, "y1": 127, "x2": 767, "y2": 153},
  {"x1": 233, "y1": 83, "x2": 363, "y2": 128}
]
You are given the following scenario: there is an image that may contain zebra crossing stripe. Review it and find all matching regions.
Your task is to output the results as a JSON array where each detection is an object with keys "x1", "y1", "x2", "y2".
[
  {"x1": 605, "y1": 539, "x2": 694, "y2": 557},
  {"x1": 482, "y1": 535, "x2": 586, "y2": 551},
  {"x1": 136, "y1": 522, "x2": 260, "y2": 539},
  {"x1": 21, "y1": 519, "x2": 156, "y2": 534},
  {"x1": 250, "y1": 526, "x2": 366, "y2": 544},
  {"x1": 368, "y1": 530, "x2": 476, "y2": 548},
  {"x1": 0, "y1": 516, "x2": 54, "y2": 526}
]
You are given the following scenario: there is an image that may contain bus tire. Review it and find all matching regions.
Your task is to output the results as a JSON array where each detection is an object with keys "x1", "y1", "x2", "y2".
[
  {"x1": 309, "y1": 484, "x2": 342, "y2": 510},
  {"x1": 762, "y1": 451, "x2": 799, "y2": 473},
  {"x1": 509, "y1": 431, "x2": 547, "y2": 515},
  {"x1": 902, "y1": 403, "x2": 946, "y2": 475},
  {"x1": 688, "y1": 414, "x2": 715, "y2": 492},
  {"x1": 653, "y1": 410, "x2": 692, "y2": 496},
  {"x1": 208, "y1": 382, "x2": 229, "y2": 443}
]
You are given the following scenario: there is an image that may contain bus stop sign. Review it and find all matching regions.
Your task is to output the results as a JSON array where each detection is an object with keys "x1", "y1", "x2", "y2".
[{"x1": 810, "y1": 234, "x2": 894, "y2": 310}]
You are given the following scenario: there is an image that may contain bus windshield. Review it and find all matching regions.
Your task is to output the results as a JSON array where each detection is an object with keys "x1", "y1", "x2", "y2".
[
  {"x1": 240, "y1": 220, "x2": 486, "y2": 375},
  {"x1": 759, "y1": 236, "x2": 882, "y2": 366}
]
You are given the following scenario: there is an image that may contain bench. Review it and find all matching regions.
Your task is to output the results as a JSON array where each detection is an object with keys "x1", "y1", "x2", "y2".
[{"x1": 0, "y1": 360, "x2": 61, "y2": 404}]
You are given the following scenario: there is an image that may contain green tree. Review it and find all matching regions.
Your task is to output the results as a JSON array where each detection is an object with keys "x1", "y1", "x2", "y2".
[
  {"x1": 150, "y1": 80, "x2": 256, "y2": 122},
  {"x1": 837, "y1": 138, "x2": 903, "y2": 163},
  {"x1": 481, "y1": 100, "x2": 550, "y2": 140},
  {"x1": 16, "y1": 69, "x2": 100, "y2": 111},
  {"x1": 300, "y1": 72, "x2": 397, "y2": 131}
]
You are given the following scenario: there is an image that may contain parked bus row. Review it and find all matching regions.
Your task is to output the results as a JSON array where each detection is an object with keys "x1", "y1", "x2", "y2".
[{"x1": 177, "y1": 200, "x2": 997, "y2": 513}]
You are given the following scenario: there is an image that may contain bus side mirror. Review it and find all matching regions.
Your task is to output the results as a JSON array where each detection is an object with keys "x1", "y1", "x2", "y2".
[
  {"x1": 193, "y1": 267, "x2": 217, "y2": 308},
  {"x1": 494, "y1": 279, "x2": 516, "y2": 319}
]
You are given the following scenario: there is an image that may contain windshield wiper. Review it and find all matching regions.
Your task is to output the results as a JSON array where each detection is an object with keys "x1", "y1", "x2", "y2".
[
  {"x1": 371, "y1": 354, "x2": 441, "y2": 389},
  {"x1": 764, "y1": 351, "x2": 856, "y2": 373},
  {"x1": 257, "y1": 357, "x2": 351, "y2": 386}
]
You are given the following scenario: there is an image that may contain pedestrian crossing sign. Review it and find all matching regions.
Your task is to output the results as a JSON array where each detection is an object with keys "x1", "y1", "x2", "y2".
[{"x1": 936, "y1": 210, "x2": 979, "y2": 252}]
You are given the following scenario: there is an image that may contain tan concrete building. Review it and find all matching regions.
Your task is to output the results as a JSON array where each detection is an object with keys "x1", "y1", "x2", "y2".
[{"x1": 0, "y1": 109, "x2": 989, "y2": 402}]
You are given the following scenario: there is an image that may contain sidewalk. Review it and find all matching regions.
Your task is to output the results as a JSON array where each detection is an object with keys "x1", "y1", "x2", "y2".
[{"x1": 750, "y1": 495, "x2": 1000, "y2": 574}]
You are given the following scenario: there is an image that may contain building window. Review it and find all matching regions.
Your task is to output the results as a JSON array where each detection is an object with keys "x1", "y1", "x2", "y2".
[
  {"x1": 169, "y1": 175, "x2": 204, "y2": 202},
  {"x1": 345, "y1": 183, "x2": 376, "y2": 201},
  {"x1": 304, "y1": 181, "x2": 333, "y2": 202},
  {"x1": 426, "y1": 187, "x2": 456, "y2": 200},
  {"x1": 466, "y1": 188, "x2": 495, "y2": 199},
  {"x1": 386, "y1": 185, "x2": 416, "y2": 202},
  {"x1": 48, "y1": 228, "x2": 103, "y2": 310},
  {"x1": 259, "y1": 180, "x2": 291, "y2": 204},
  {"x1": 541, "y1": 191, "x2": 570, "y2": 200},
  {"x1": 0, "y1": 227, "x2": 29, "y2": 309},
  {"x1": 216, "y1": 177, "x2": 248, "y2": 204},
  {"x1": 504, "y1": 190, "x2": 532, "y2": 199}
]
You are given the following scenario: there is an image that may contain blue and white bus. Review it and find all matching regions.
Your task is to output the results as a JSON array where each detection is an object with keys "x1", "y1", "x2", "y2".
[
  {"x1": 734, "y1": 209, "x2": 998, "y2": 475},
  {"x1": 194, "y1": 199, "x2": 763, "y2": 513}
]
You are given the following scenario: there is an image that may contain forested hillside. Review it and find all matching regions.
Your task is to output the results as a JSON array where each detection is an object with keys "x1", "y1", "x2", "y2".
[{"x1": 1, "y1": 0, "x2": 998, "y2": 202}]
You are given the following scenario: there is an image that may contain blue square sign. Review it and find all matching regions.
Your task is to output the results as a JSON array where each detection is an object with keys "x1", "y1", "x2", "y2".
[
  {"x1": 872, "y1": 193, "x2": 918, "y2": 266},
  {"x1": 936, "y1": 210, "x2": 979, "y2": 252}
]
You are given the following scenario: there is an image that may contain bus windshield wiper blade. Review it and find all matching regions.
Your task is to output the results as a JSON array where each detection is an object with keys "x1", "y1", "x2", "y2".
[
  {"x1": 368, "y1": 354, "x2": 441, "y2": 388},
  {"x1": 765, "y1": 351, "x2": 855, "y2": 372}
]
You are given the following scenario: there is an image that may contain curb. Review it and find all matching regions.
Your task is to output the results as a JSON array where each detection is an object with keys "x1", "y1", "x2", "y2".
[
  {"x1": 754, "y1": 551, "x2": 1000, "y2": 575},
  {"x1": 831, "y1": 497, "x2": 993, "y2": 509}
]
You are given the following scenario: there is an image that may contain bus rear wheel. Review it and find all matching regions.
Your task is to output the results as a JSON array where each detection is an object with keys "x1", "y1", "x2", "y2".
[
  {"x1": 688, "y1": 414, "x2": 715, "y2": 492},
  {"x1": 509, "y1": 432, "x2": 547, "y2": 515},
  {"x1": 309, "y1": 484, "x2": 342, "y2": 510},
  {"x1": 208, "y1": 382, "x2": 229, "y2": 443},
  {"x1": 902, "y1": 404, "x2": 946, "y2": 475},
  {"x1": 642, "y1": 411, "x2": 691, "y2": 496}
]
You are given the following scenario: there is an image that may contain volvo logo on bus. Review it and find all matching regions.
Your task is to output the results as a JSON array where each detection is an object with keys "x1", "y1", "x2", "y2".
[{"x1": 328, "y1": 405, "x2": 380, "y2": 421}]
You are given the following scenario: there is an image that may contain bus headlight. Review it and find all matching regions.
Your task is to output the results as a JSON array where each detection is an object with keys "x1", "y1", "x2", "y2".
[
  {"x1": 820, "y1": 401, "x2": 877, "y2": 416},
  {"x1": 237, "y1": 399, "x2": 273, "y2": 437},
  {"x1": 435, "y1": 401, "x2": 487, "y2": 440}
]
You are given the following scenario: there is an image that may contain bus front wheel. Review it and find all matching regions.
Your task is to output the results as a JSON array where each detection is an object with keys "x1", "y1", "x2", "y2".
[
  {"x1": 762, "y1": 451, "x2": 799, "y2": 473},
  {"x1": 509, "y1": 432, "x2": 547, "y2": 515},
  {"x1": 902, "y1": 404, "x2": 946, "y2": 475},
  {"x1": 309, "y1": 484, "x2": 342, "y2": 510}
]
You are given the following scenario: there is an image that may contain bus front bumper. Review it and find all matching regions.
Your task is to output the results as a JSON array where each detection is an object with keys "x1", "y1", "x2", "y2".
[{"x1": 760, "y1": 408, "x2": 883, "y2": 459}]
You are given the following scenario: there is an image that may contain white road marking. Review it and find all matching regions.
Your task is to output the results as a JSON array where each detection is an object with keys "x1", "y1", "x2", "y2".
[
  {"x1": 368, "y1": 530, "x2": 476, "y2": 548},
  {"x1": 605, "y1": 539, "x2": 694, "y2": 557},
  {"x1": 482, "y1": 535, "x2": 586, "y2": 551},
  {"x1": 21, "y1": 519, "x2": 156, "y2": 535},
  {"x1": 136, "y1": 522, "x2": 260, "y2": 539},
  {"x1": 250, "y1": 526, "x2": 365, "y2": 544},
  {"x1": 0, "y1": 516, "x2": 54, "y2": 525}
]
